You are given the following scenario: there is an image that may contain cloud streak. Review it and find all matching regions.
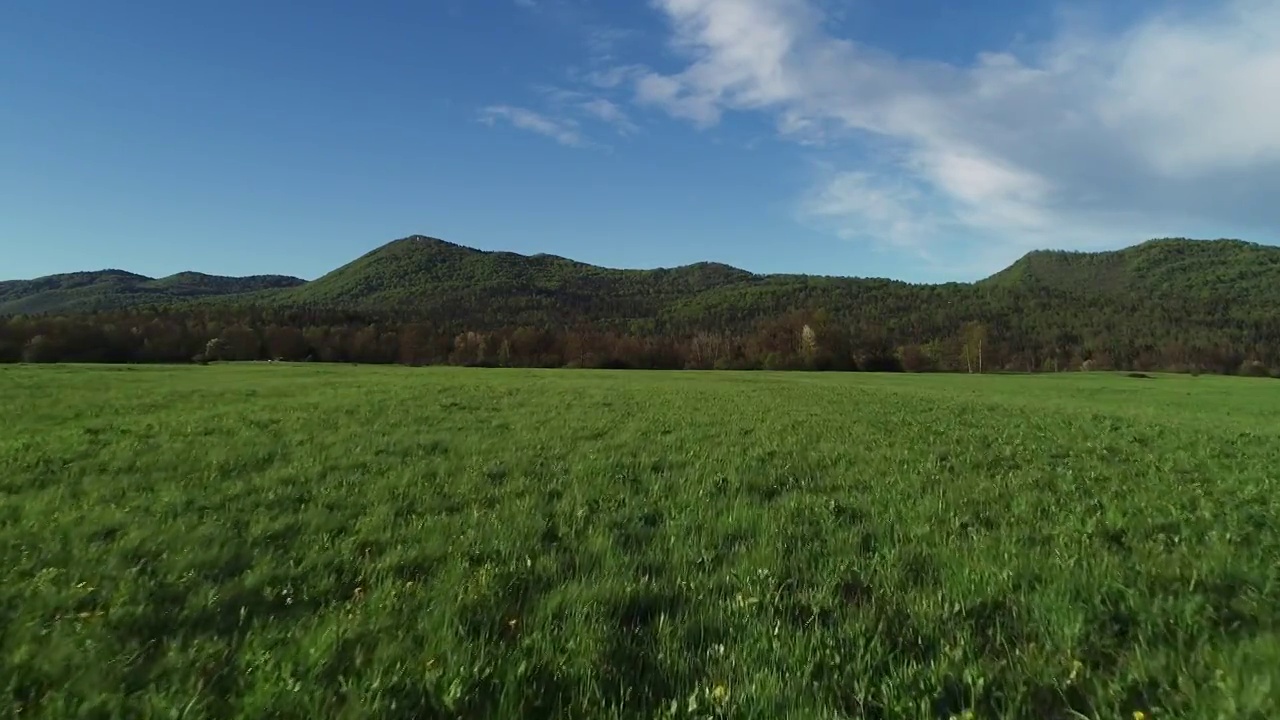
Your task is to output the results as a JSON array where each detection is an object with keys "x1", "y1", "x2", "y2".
[
  {"x1": 580, "y1": 97, "x2": 639, "y2": 134},
  {"x1": 630, "y1": 0, "x2": 1280, "y2": 271},
  {"x1": 478, "y1": 105, "x2": 589, "y2": 148}
]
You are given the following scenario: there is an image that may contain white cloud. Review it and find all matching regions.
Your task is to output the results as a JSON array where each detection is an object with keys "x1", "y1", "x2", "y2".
[
  {"x1": 478, "y1": 88, "x2": 637, "y2": 147},
  {"x1": 630, "y1": 0, "x2": 1280, "y2": 269},
  {"x1": 528, "y1": 85, "x2": 640, "y2": 136},
  {"x1": 635, "y1": 73, "x2": 721, "y2": 126},
  {"x1": 802, "y1": 171, "x2": 938, "y2": 253},
  {"x1": 579, "y1": 64, "x2": 649, "y2": 89},
  {"x1": 1093, "y1": 1, "x2": 1280, "y2": 176},
  {"x1": 478, "y1": 105, "x2": 589, "y2": 148},
  {"x1": 580, "y1": 97, "x2": 639, "y2": 134}
]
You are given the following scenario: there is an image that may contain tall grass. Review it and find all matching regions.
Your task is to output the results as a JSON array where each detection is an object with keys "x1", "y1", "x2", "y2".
[{"x1": 2, "y1": 365, "x2": 1278, "y2": 718}]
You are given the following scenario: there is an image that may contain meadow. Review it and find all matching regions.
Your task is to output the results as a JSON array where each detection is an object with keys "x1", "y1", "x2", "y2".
[{"x1": 2, "y1": 364, "x2": 1278, "y2": 719}]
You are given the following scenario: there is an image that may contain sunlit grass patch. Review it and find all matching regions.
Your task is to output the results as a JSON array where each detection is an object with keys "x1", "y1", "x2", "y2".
[{"x1": 2, "y1": 364, "x2": 1278, "y2": 718}]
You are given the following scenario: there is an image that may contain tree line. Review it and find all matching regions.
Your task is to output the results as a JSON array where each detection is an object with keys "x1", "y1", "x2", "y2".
[{"x1": 2, "y1": 305, "x2": 1276, "y2": 377}]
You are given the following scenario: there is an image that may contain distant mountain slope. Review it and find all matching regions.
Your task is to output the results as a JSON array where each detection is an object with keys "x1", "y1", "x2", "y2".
[
  {"x1": 0, "y1": 270, "x2": 304, "y2": 315},
  {"x1": 273, "y1": 235, "x2": 1280, "y2": 329},
  {"x1": 982, "y1": 238, "x2": 1280, "y2": 301},
  {"x1": 4, "y1": 236, "x2": 1280, "y2": 326},
  {"x1": 281, "y1": 236, "x2": 757, "y2": 301},
  {"x1": 272, "y1": 235, "x2": 769, "y2": 326}
]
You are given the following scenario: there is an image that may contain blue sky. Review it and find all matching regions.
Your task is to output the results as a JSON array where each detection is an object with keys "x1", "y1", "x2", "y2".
[{"x1": 3, "y1": 0, "x2": 1278, "y2": 283}]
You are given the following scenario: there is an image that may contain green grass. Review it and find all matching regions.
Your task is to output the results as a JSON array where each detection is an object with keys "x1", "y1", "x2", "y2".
[{"x1": 3, "y1": 365, "x2": 1279, "y2": 719}]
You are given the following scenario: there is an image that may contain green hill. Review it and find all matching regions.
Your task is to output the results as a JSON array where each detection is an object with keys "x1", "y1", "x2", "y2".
[
  {"x1": 269, "y1": 236, "x2": 765, "y2": 326},
  {"x1": 4, "y1": 234, "x2": 1279, "y2": 373},
  {"x1": 268, "y1": 235, "x2": 1279, "y2": 331},
  {"x1": 4, "y1": 235, "x2": 1279, "y2": 329},
  {"x1": 981, "y1": 237, "x2": 1280, "y2": 301},
  {"x1": 281, "y1": 235, "x2": 761, "y2": 304},
  {"x1": 0, "y1": 270, "x2": 304, "y2": 315}
]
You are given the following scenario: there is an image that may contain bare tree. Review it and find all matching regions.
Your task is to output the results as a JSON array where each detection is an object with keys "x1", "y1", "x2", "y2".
[{"x1": 961, "y1": 321, "x2": 988, "y2": 374}]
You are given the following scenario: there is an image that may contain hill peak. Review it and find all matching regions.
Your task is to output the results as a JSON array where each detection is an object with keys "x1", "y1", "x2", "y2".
[
  {"x1": 385, "y1": 234, "x2": 470, "y2": 250},
  {"x1": 68, "y1": 269, "x2": 152, "y2": 282},
  {"x1": 393, "y1": 234, "x2": 451, "y2": 244},
  {"x1": 354, "y1": 235, "x2": 483, "y2": 261},
  {"x1": 984, "y1": 237, "x2": 1280, "y2": 297}
]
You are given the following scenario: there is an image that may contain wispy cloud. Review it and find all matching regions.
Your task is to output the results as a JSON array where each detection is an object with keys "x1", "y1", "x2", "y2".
[
  {"x1": 801, "y1": 169, "x2": 940, "y2": 256},
  {"x1": 578, "y1": 64, "x2": 649, "y2": 89},
  {"x1": 585, "y1": 26, "x2": 636, "y2": 62},
  {"x1": 581, "y1": 98, "x2": 635, "y2": 132},
  {"x1": 485, "y1": 84, "x2": 641, "y2": 141},
  {"x1": 623, "y1": 0, "x2": 1280, "y2": 272},
  {"x1": 497, "y1": 0, "x2": 644, "y2": 147},
  {"x1": 478, "y1": 105, "x2": 589, "y2": 148},
  {"x1": 513, "y1": 0, "x2": 637, "y2": 65}
]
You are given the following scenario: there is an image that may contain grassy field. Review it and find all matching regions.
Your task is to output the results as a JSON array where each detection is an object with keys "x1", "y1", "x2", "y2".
[{"x1": 2, "y1": 365, "x2": 1278, "y2": 719}]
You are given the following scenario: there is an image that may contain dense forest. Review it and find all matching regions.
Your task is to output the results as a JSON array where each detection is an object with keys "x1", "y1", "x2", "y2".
[{"x1": 2, "y1": 236, "x2": 1278, "y2": 375}]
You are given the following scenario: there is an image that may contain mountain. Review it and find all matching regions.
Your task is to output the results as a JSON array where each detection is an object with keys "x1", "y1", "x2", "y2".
[
  {"x1": 264, "y1": 236, "x2": 998, "y2": 331},
  {"x1": 5, "y1": 234, "x2": 1279, "y2": 373},
  {"x1": 284, "y1": 235, "x2": 762, "y2": 307},
  {"x1": 0, "y1": 270, "x2": 305, "y2": 315},
  {"x1": 269, "y1": 236, "x2": 767, "y2": 326},
  {"x1": 4, "y1": 235, "x2": 1280, "y2": 325},
  {"x1": 981, "y1": 238, "x2": 1280, "y2": 302}
]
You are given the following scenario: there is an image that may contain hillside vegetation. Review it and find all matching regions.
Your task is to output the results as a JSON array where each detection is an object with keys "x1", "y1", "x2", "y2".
[
  {"x1": 982, "y1": 238, "x2": 1280, "y2": 302},
  {"x1": 263, "y1": 237, "x2": 764, "y2": 326},
  {"x1": 0, "y1": 270, "x2": 304, "y2": 315},
  {"x1": 8, "y1": 235, "x2": 1280, "y2": 319},
  {"x1": 2, "y1": 236, "x2": 1279, "y2": 374}
]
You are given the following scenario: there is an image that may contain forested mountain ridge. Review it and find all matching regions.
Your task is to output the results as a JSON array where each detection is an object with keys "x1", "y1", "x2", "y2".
[
  {"x1": 0, "y1": 269, "x2": 305, "y2": 315},
  {"x1": 282, "y1": 235, "x2": 763, "y2": 306},
  {"x1": 8, "y1": 235, "x2": 1278, "y2": 317},
  {"x1": 2, "y1": 235, "x2": 1278, "y2": 375},
  {"x1": 981, "y1": 237, "x2": 1280, "y2": 301}
]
